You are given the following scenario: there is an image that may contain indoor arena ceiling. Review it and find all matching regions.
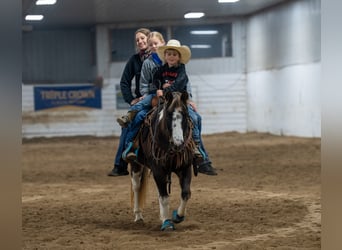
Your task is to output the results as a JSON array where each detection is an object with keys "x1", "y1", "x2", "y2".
[{"x1": 22, "y1": 0, "x2": 289, "y2": 30}]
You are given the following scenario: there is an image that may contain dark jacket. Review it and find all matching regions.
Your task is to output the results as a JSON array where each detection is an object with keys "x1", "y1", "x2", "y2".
[
  {"x1": 153, "y1": 63, "x2": 188, "y2": 95},
  {"x1": 120, "y1": 53, "x2": 144, "y2": 104}
]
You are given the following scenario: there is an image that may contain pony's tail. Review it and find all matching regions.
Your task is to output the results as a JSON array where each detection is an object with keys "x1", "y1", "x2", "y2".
[{"x1": 130, "y1": 166, "x2": 150, "y2": 209}]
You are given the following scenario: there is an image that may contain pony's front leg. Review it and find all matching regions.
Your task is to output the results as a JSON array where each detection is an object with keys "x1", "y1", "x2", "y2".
[
  {"x1": 153, "y1": 168, "x2": 175, "y2": 230},
  {"x1": 158, "y1": 195, "x2": 175, "y2": 231},
  {"x1": 158, "y1": 195, "x2": 169, "y2": 223},
  {"x1": 172, "y1": 198, "x2": 187, "y2": 224},
  {"x1": 131, "y1": 167, "x2": 144, "y2": 222},
  {"x1": 172, "y1": 167, "x2": 192, "y2": 224}
]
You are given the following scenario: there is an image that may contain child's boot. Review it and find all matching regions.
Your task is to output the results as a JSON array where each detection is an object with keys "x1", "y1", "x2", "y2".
[
  {"x1": 193, "y1": 142, "x2": 217, "y2": 176},
  {"x1": 198, "y1": 161, "x2": 217, "y2": 175},
  {"x1": 117, "y1": 110, "x2": 138, "y2": 128}
]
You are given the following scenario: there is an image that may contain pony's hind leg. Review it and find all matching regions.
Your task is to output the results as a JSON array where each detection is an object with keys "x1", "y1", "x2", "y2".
[{"x1": 131, "y1": 165, "x2": 145, "y2": 222}]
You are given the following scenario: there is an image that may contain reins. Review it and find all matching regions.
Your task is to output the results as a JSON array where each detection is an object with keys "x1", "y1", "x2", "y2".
[
  {"x1": 151, "y1": 97, "x2": 166, "y2": 162},
  {"x1": 150, "y1": 80, "x2": 165, "y2": 162},
  {"x1": 150, "y1": 97, "x2": 172, "y2": 194}
]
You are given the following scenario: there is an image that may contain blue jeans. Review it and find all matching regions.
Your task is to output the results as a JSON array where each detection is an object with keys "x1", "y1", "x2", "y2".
[
  {"x1": 124, "y1": 94, "x2": 155, "y2": 147},
  {"x1": 114, "y1": 127, "x2": 128, "y2": 168},
  {"x1": 124, "y1": 108, "x2": 149, "y2": 147},
  {"x1": 130, "y1": 94, "x2": 154, "y2": 112},
  {"x1": 188, "y1": 106, "x2": 211, "y2": 163},
  {"x1": 188, "y1": 106, "x2": 200, "y2": 143}
]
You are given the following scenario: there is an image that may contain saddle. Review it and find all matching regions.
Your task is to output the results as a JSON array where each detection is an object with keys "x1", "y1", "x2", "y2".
[{"x1": 151, "y1": 95, "x2": 164, "y2": 108}]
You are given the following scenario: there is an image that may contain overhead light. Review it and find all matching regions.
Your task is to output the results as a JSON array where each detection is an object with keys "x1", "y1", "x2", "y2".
[
  {"x1": 190, "y1": 44, "x2": 212, "y2": 49},
  {"x1": 25, "y1": 15, "x2": 44, "y2": 21},
  {"x1": 184, "y1": 12, "x2": 205, "y2": 19},
  {"x1": 218, "y1": 0, "x2": 240, "y2": 3},
  {"x1": 190, "y1": 30, "x2": 218, "y2": 35},
  {"x1": 36, "y1": 0, "x2": 57, "y2": 5}
]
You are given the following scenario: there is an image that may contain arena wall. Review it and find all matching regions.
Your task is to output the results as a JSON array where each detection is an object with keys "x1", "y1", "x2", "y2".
[
  {"x1": 246, "y1": 0, "x2": 321, "y2": 137},
  {"x1": 21, "y1": 0, "x2": 321, "y2": 138}
]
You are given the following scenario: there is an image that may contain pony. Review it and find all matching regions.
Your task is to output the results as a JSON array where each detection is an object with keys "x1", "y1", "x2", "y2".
[{"x1": 129, "y1": 91, "x2": 196, "y2": 231}]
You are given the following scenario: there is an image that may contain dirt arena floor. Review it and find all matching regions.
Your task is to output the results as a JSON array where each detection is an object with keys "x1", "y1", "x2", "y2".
[{"x1": 22, "y1": 132, "x2": 321, "y2": 250}]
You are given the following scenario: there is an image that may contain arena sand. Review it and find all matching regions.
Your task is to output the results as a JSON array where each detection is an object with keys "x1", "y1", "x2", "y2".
[{"x1": 22, "y1": 132, "x2": 321, "y2": 250}]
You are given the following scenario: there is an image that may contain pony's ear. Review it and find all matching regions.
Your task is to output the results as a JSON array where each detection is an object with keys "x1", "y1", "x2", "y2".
[
  {"x1": 165, "y1": 91, "x2": 173, "y2": 103},
  {"x1": 181, "y1": 91, "x2": 189, "y2": 103}
]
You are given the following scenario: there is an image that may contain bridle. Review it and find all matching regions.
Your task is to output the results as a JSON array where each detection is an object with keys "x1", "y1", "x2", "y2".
[{"x1": 150, "y1": 95, "x2": 193, "y2": 163}]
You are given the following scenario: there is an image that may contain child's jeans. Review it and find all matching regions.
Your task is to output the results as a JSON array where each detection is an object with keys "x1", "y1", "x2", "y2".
[{"x1": 130, "y1": 94, "x2": 154, "y2": 112}]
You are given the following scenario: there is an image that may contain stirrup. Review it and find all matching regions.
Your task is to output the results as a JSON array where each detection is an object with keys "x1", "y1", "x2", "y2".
[
  {"x1": 193, "y1": 154, "x2": 204, "y2": 167},
  {"x1": 122, "y1": 142, "x2": 133, "y2": 160}
]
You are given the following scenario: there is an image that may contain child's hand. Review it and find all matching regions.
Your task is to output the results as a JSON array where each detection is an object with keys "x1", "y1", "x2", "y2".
[
  {"x1": 157, "y1": 90, "x2": 163, "y2": 97},
  {"x1": 130, "y1": 98, "x2": 140, "y2": 105},
  {"x1": 162, "y1": 83, "x2": 171, "y2": 89},
  {"x1": 188, "y1": 101, "x2": 197, "y2": 112}
]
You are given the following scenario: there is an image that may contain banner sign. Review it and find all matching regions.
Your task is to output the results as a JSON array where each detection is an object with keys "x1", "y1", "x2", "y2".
[{"x1": 34, "y1": 85, "x2": 102, "y2": 111}]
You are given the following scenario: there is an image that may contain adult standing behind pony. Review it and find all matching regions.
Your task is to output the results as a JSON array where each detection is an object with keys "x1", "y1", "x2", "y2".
[{"x1": 107, "y1": 28, "x2": 151, "y2": 176}]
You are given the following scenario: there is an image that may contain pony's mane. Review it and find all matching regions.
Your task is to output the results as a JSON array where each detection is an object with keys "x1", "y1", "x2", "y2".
[{"x1": 166, "y1": 92, "x2": 186, "y2": 113}]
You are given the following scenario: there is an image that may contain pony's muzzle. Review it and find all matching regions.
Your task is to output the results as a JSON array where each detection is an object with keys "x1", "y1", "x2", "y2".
[{"x1": 172, "y1": 136, "x2": 184, "y2": 146}]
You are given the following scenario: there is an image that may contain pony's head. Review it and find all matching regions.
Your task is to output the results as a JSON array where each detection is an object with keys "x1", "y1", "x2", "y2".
[{"x1": 161, "y1": 91, "x2": 190, "y2": 148}]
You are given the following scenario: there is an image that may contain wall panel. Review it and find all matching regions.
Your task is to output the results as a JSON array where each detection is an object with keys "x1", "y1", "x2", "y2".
[{"x1": 22, "y1": 29, "x2": 95, "y2": 83}]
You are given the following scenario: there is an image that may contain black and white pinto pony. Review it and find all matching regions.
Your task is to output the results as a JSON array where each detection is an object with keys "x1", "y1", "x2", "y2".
[{"x1": 130, "y1": 91, "x2": 196, "y2": 231}]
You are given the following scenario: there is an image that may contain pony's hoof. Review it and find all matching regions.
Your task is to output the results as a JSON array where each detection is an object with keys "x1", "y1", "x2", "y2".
[
  {"x1": 172, "y1": 210, "x2": 185, "y2": 224},
  {"x1": 160, "y1": 219, "x2": 175, "y2": 231},
  {"x1": 134, "y1": 218, "x2": 144, "y2": 223},
  {"x1": 134, "y1": 213, "x2": 144, "y2": 222}
]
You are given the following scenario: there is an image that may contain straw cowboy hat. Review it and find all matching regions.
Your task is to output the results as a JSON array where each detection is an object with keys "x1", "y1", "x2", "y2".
[{"x1": 157, "y1": 39, "x2": 191, "y2": 64}]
